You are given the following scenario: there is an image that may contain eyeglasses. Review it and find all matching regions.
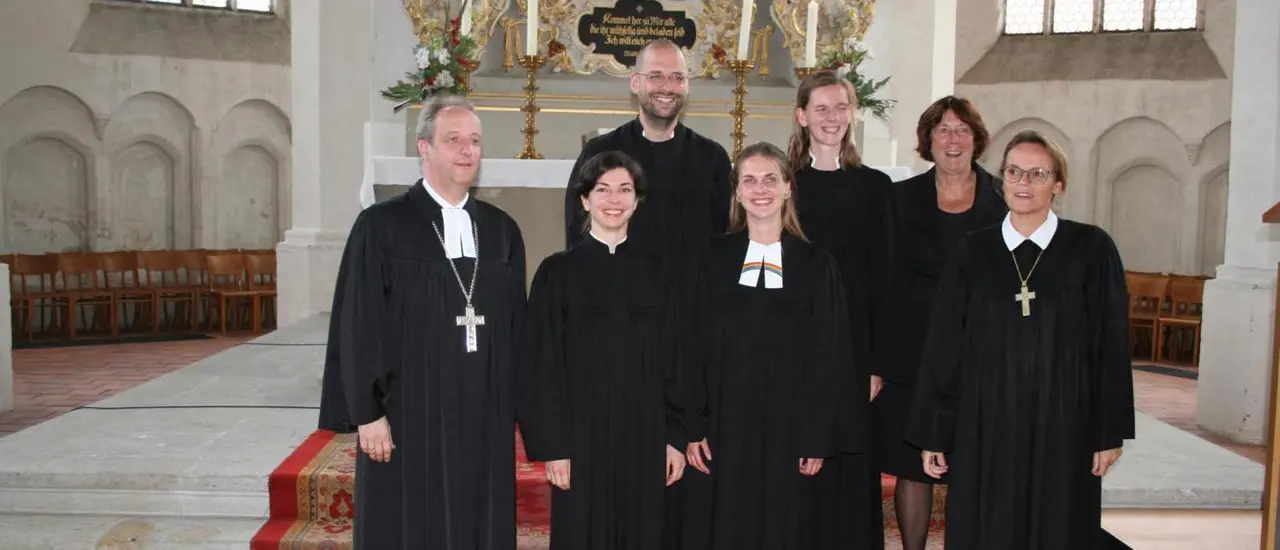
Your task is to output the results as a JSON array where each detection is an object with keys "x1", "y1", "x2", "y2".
[
  {"x1": 1003, "y1": 165, "x2": 1055, "y2": 186},
  {"x1": 932, "y1": 125, "x2": 972, "y2": 139},
  {"x1": 640, "y1": 72, "x2": 687, "y2": 85}
]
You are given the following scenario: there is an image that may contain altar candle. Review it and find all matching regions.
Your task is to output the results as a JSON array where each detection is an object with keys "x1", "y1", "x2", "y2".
[
  {"x1": 525, "y1": 0, "x2": 538, "y2": 55},
  {"x1": 804, "y1": 1, "x2": 818, "y2": 67},
  {"x1": 736, "y1": 0, "x2": 753, "y2": 61},
  {"x1": 460, "y1": 0, "x2": 472, "y2": 36}
]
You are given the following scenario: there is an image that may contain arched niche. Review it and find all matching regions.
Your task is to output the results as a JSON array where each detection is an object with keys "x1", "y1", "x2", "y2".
[
  {"x1": 1109, "y1": 163, "x2": 1182, "y2": 273},
  {"x1": 0, "y1": 86, "x2": 98, "y2": 253},
  {"x1": 209, "y1": 98, "x2": 291, "y2": 249},
  {"x1": 103, "y1": 91, "x2": 196, "y2": 250}
]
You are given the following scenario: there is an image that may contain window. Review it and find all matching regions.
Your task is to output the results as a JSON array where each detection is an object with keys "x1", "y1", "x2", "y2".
[
  {"x1": 116, "y1": 0, "x2": 274, "y2": 13},
  {"x1": 1004, "y1": 0, "x2": 1199, "y2": 35}
]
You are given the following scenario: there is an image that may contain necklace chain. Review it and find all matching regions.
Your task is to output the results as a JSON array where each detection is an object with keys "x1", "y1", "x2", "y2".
[
  {"x1": 431, "y1": 220, "x2": 479, "y2": 305},
  {"x1": 1011, "y1": 245, "x2": 1045, "y2": 287}
]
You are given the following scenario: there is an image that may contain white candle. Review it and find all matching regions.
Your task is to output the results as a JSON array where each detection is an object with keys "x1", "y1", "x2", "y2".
[
  {"x1": 890, "y1": 139, "x2": 898, "y2": 166},
  {"x1": 526, "y1": 0, "x2": 538, "y2": 56},
  {"x1": 804, "y1": 1, "x2": 818, "y2": 67},
  {"x1": 736, "y1": 0, "x2": 753, "y2": 61},
  {"x1": 460, "y1": 0, "x2": 472, "y2": 37}
]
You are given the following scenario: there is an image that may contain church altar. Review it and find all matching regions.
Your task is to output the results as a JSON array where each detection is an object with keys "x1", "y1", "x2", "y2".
[{"x1": 359, "y1": 156, "x2": 915, "y2": 208}]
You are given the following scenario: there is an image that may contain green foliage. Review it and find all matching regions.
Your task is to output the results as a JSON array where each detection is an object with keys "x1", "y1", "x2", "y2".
[
  {"x1": 816, "y1": 39, "x2": 895, "y2": 123},
  {"x1": 381, "y1": 18, "x2": 478, "y2": 112}
]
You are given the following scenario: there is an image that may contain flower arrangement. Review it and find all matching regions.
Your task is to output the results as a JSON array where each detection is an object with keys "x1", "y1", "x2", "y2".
[
  {"x1": 381, "y1": 15, "x2": 478, "y2": 112},
  {"x1": 817, "y1": 37, "x2": 895, "y2": 123}
]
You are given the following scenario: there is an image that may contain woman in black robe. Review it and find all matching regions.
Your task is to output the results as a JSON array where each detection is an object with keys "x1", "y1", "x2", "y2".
[
  {"x1": 907, "y1": 130, "x2": 1135, "y2": 550},
  {"x1": 788, "y1": 69, "x2": 892, "y2": 549},
  {"x1": 517, "y1": 150, "x2": 688, "y2": 550},
  {"x1": 872, "y1": 96, "x2": 1007, "y2": 550},
  {"x1": 681, "y1": 141, "x2": 847, "y2": 550}
]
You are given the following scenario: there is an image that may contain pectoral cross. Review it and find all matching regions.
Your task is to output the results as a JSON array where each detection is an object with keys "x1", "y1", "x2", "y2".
[
  {"x1": 1014, "y1": 284, "x2": 1036, "y2": 317},
  {"x1": 456, "y1": 304, "x2": 485, "y2": 353}
]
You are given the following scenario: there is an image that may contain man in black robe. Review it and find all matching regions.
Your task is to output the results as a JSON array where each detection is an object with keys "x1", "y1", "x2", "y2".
[
  {"x1": 563, "y1": 39, "x2": 733, "y2": 276},
  {"x1": 560, "y1": 39, "x2": 732, "y2": 549},
  {"x1": 317, "y1": 95, "x2": 527, "y2": 550}
]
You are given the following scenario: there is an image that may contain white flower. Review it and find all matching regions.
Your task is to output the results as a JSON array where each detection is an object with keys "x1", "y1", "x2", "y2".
[
  {"x1": 836, "y1": 64, "x2": 853, "y2": 78},
  {"x1": 414, "y1": 45, "x2": 432, "y2": 70},
  {"x1": 435, "y1": 48, "x2": 451, "y2": 65},
  {"x1": 435, "y1": 71, "x2": 456, "y2": 88},
  {"x1": 843, "y1": 37, "x2": 859, "y2": 53}
]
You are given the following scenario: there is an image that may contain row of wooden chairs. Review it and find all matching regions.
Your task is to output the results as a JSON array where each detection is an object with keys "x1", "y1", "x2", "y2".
[
  {"x1": 3, "y1": 249, "x2": 277, "y2": 340},
  {"x1": 1127, "y1": 271, "x2": 1207, "y2": 366}
]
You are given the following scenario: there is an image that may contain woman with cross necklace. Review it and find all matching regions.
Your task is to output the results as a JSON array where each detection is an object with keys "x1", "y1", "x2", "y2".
[{"x1": 904, "y1": 130, "x2": 1135, "y2": 550}]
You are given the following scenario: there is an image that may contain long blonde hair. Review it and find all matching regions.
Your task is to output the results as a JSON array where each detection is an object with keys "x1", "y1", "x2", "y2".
[
  {"x1": 787, "y1": 70, "x2": 862, "y2": 171},
  {"x1": 727, "y1": 142, "x2": 808, "y2": 241}
]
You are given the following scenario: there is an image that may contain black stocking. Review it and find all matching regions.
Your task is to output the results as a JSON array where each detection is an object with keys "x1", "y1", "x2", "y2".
[{"x1": 894, "y1": 478, "x2": 934, "y2": 550}]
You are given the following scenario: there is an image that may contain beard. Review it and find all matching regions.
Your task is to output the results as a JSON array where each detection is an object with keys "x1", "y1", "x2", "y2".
[{"x1": 639, "y1": 90, "x2": 686, "y2": 124}]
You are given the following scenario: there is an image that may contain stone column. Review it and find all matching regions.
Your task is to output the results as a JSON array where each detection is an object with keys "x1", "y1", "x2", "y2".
[
  {"x1": 1195, "y1": 0, "x2": 1280, "y2": 444},
  {"x1": 278, "y1": 0, "x2": 376, "y2": 327},
  {"x1": 879, "y1": 0, "x2": 957, "y2": 173},
  {"x1": 0, "y1": 263, "x2": 11, "y2": 415}
]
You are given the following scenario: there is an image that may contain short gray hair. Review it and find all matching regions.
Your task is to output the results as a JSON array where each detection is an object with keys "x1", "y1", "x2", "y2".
[{"x1": 416, "y1": 95, "x2": 477, "y2": 142}]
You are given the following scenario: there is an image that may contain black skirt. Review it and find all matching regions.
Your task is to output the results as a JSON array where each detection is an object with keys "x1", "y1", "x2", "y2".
[{"x1": 872, "y1": 381, "x2": 948, "y2": 484}]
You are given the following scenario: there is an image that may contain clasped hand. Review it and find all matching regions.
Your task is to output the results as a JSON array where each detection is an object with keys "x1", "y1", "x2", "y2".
[{"x1": 687, "y1": 439, "x2": 824, "y2": 476}]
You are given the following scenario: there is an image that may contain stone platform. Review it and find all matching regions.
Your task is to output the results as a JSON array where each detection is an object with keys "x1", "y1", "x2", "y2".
[{"x1": 0, "y1": 314, "x2": 1265, "y2": 548}]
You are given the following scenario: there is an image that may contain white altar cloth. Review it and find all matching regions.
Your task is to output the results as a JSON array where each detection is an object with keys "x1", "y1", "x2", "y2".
[{"x1": 360, "y1": 156, "x2": 916, "y2": 209}]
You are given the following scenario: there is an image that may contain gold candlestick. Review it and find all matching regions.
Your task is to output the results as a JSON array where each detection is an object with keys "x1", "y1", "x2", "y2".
[
  {"x1": 726, "y1": 59, "x2": 754, "y2": 158},
  {"x1": 794, "y1": 67, "x2": 815, "y2": 80},
  {"x1": 517, "y1": 55, "x2": 546, "y2": 160}
]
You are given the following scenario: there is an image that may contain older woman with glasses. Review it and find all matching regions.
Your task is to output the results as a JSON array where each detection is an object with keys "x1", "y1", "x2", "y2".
[
  {"x1": 870, "y1": 96, "x2": 1007, "y2": 550},
  {"x1": 906, "y1": 129, "x2": 1135, "y2": 550}
]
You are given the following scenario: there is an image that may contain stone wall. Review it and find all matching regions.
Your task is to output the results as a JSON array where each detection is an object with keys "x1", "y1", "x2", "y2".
[{"x1": 0, "y1": 0, "x2": 292, "y2": 254}]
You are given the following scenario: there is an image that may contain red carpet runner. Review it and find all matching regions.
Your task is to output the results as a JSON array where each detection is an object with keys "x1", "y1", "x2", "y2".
[{"x1": 250, "y1": 429, "x2": 943, "y2": 549}]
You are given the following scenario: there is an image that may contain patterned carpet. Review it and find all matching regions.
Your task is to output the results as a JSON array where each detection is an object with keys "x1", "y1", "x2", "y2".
[{"x1": 249, "y1": 429, "x2": 944, "y2": 549}]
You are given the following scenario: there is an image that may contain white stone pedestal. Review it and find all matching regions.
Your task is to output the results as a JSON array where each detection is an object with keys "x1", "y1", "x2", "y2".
[
  {"x1": 1196, "y1": 265, "x2": 1276, "y2": 444},
  {"x1": 0, "y1": 263, "x2": 11, "y2": 414}
]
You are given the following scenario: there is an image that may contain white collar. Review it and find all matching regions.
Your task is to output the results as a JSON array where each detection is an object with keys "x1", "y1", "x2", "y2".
[
  {"x1": 809, "y1": 151, "x2": 841, "y2": 171},
  {"x1": 421, "y1": 179, "x2": 476, "y2": 258},
  {"x1": 589, "y1": 231, "x2": 627, "y2": 254},
  {"x1": 1002, "y1": 211, "x2": 1058, "y2": 251},
  {"x1": 740, "y1": 240, "x2": 783, "y2": 288}
]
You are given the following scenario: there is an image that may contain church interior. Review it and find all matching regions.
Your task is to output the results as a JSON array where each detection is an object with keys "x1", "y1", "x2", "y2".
[{"x1": 0, "y1": 0, "x2": 1274, "y2": 548}]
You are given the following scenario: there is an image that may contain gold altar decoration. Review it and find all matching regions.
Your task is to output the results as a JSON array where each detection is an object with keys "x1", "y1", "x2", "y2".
[
  {"x1": 517, "y1": 55, "x2": 548, "y2": 159},
  {"x1": 751, "y1": 25, "x2": 774, "y2": 79},
  {"x1": 401, "y1": 0, "x2": 505, "y2": 63},
  {"x1": 693, "y1": 0, "x2": 749, "y2": 79},
  {"x1": 770, "y1": 0, "x2": 875, "y2": 68},
  {"x1": 726, "y1": 59, "x2": 754, "y2": 157}
]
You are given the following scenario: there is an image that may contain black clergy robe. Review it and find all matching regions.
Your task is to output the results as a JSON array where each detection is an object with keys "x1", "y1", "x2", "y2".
[
  {"x1": 680, "y1": 231, "x2": 847, "y2": 550},
  {"x1": 904, "y1": 219, "x2": 1136, "y2": 550},
  {"x1": 792, "y1": 163, "x2": 893, "y2": 549},
  {"x1": 872, "y1": 164, "x2": 1007, "y2": 482},
  {"x1": 516, "y1": 236, "x2": 685, "y2": 550},
  {"x1": 316, "y1": 181, "x2": 527, "y2": 550},
  {"x1": 563, "y1": 119, "x2": 732, "y2": 278}
]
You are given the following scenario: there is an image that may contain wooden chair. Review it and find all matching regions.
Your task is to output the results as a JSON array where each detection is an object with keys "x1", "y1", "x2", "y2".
[
  {"x1": 1156, "y1": 277, "x2": 1205, "y2": 366},
  {"x1": 244, "y1": 252, "x2": 277, "y2": 331},
  {"x1": 98, "y1": 251, "x2": 157, "y2": 333},
  {"x1": 1126, "y1": 272, "x2": 1169, "y2": 361},
  {"x1": 204, "y1": 253, "x2": 271, "y2": 334},
  {"x1": 56, "y1": 252, "x2": 116, "y2": 338},
  {"x1": 9, "y1": 254, "x2": 70, "y2": 340},
  {"x1": 137, "y1": 250, "x2": 199, "y2": 332}
]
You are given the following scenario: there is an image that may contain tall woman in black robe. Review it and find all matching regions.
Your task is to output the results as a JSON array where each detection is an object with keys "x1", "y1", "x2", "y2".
[
  {"x1": 681, "y1": 142, "x2": 847, "y2": 550},
  {"x1": 872, "y1": 96, "x2": 1007, "y2": 550},
  {"x1": 517, "y1": 150, "x2": 688, "y2": 550},
  {"x1": 788, "y1": 69, "x2": 891, "y2": 549},
  {"x1": 907, "y1": 130, "x2": 1135, "y2": 550}
]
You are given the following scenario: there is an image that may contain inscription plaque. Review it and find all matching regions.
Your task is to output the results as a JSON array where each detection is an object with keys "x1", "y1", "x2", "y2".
[{"x1": 576, "y1": 0, "x2": 697, "y2": 68}]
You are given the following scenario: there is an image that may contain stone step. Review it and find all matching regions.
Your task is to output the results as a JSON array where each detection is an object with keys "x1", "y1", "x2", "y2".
[{"x1": 0, "y1": 513, "x2": 266, "y2": 550}]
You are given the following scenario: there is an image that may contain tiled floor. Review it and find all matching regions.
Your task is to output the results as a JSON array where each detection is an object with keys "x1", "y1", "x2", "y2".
[
  {"x1": 0, "y1": 334, "x2": 251, "y2": 436},
  {"x1": 0, "y1": 338, "x2": 1268, "y2": 467}
]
